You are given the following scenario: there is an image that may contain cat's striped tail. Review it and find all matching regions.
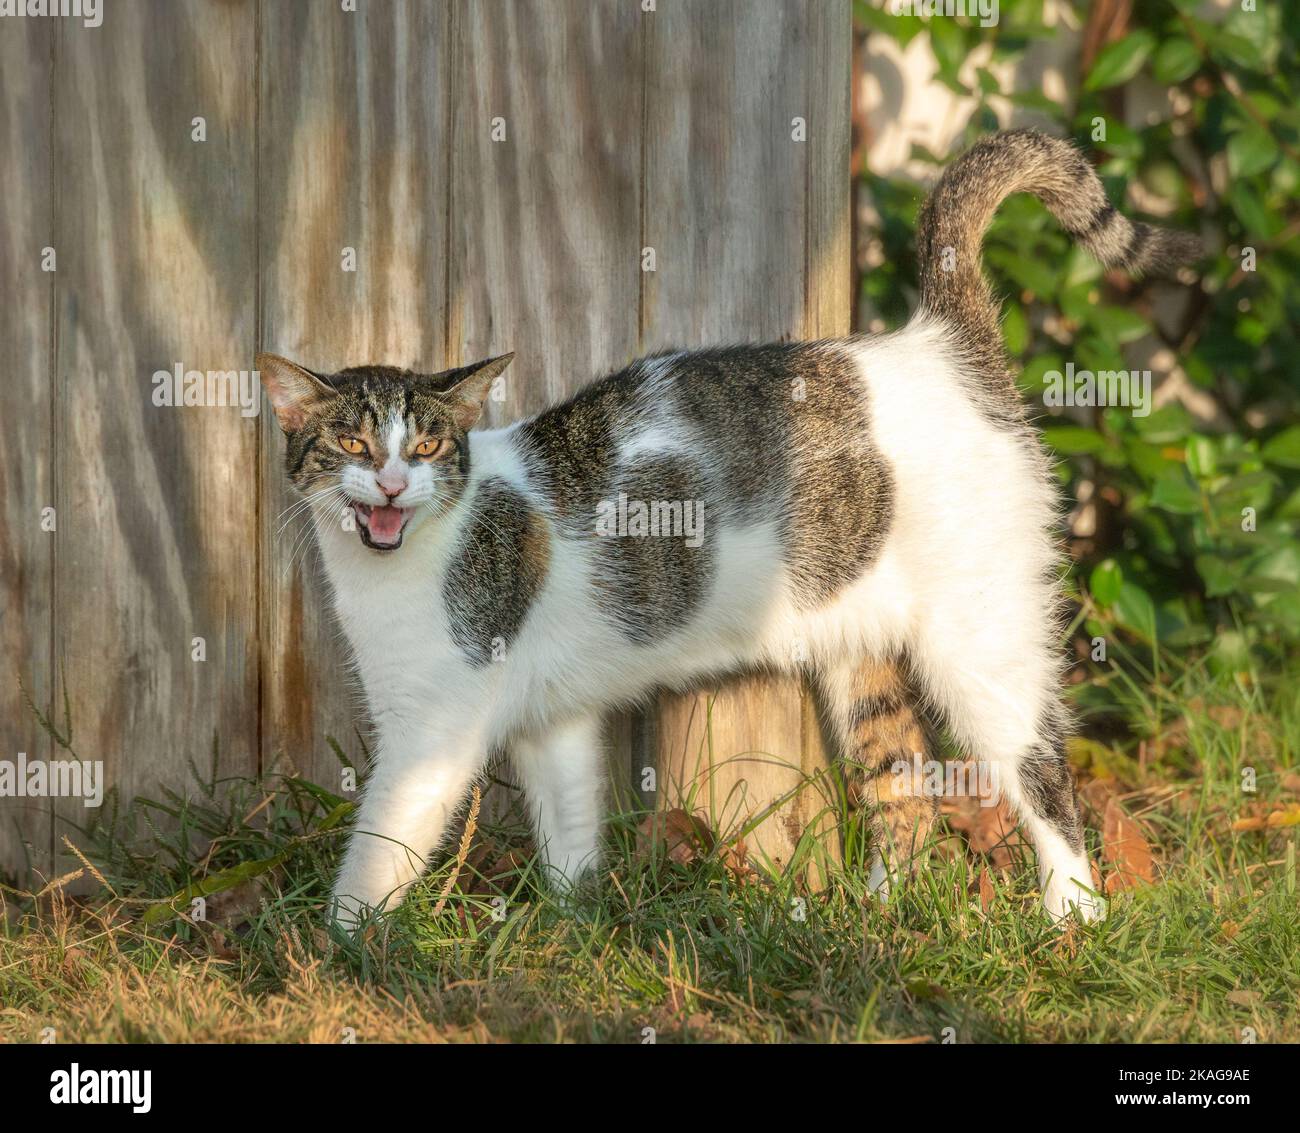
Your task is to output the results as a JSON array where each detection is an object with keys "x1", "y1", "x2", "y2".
[{"x1": 915, "y1": 128, "x2": 1200, "y2": 381}]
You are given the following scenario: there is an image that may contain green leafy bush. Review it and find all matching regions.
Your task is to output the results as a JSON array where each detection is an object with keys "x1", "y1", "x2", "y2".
[{"x1": 855, "y1": 0, "x2": 1300, "y2": 664}]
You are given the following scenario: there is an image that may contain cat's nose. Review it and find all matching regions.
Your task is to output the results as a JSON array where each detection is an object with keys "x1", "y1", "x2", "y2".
[{"x1": 377, "y1": 478, "x2": 407, "y2": 499}]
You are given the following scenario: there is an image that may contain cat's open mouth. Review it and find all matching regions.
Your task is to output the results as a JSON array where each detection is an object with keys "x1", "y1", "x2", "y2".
[{"x1": 352, "y1": 503, "x2": 413, "y2": 552}]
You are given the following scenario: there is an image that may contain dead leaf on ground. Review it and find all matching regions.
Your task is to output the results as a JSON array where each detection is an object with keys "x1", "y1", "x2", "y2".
[
  {"x1": 723, "y1": 834, "x2": 754, "y2": 881},
  {"x1": 1231, "y1": 804, "x2": 1300, "y2": 832},
  {"x1": 635, "y1": 809, "x2": 714, "y2": 866},
  {"x1": 943, "y1": 796, "x2": 1024, "y2": 872},
  {"x1": 1078, "y1": 777, "x2": 1120, "y2": 824},
  {"x1": 202, "y1": 879, "x2": 267, "y2": 928},
  {"x1": 1102, "y1": 797, "x2": 1156, "y2": 894}
]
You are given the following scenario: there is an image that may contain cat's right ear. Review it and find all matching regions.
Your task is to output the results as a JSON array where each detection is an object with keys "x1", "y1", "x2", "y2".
[{"x1": 257, "y1": 353, "x2": 336, "y2": 432}]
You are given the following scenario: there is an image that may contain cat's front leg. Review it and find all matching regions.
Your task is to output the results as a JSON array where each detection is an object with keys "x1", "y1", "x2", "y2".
[
  {"x1": 510, "y1": 713, "x2": 605, "y2": 891},
  {"x1": 331, "y1": 722, "x2": 487, "y2": 927}
]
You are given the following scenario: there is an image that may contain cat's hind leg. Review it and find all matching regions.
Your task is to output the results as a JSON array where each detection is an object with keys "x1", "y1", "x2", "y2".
[
  {"x1": 817, "y1": 655, "x2": 938, "y2": 897},
  {"x1": 909, "y1": 615, "x2": 1103, "y2": 923},
  {"x1": 510, "y1": 713, "x2": 605, "y2": 891}
]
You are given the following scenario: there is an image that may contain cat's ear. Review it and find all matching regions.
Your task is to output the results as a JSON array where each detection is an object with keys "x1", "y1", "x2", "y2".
[
  {"x1": 444, "y1": 353, "x2": 515, "y2": 430},
  {"x1": 257, "y1": 353, "x2": 336, "y2": 432}
]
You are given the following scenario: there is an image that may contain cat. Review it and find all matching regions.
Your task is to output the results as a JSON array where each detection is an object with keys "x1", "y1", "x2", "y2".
[{"x1": 259, "y1": 129, "x2": 1198, "y2": 927}]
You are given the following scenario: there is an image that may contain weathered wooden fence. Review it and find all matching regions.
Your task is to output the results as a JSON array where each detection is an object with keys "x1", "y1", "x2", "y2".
[{"x1": 0, "y1": 0, "x2": 850, "y2": 885}]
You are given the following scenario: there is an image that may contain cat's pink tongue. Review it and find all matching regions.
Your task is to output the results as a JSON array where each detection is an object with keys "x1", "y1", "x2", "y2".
[{"x1": 368, "y1": 505, "x2": 406, "y2": 543}]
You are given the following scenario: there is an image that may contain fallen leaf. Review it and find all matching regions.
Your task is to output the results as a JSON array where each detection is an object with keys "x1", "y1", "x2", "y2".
[
  {"x1": 1226, "y1": 989, "x2": 1259, "y2": 1007},
  {"x1": 1078, "y1": 777, "x2": 1120, "y2": 824},
  {"x1": 976, "y1": 866, "x2": 995, "y2": 911},
  {"x1": 1102, "y1": 797, "x2": 1156, "y2": 894},
  {"x1": 943, "y1": 796, "x2": 1024, "y2": 872},
  {"x1": 636, "y1": 809, "x2": 714, "y2": 866},
  {"x1": 723, "y1": 835, "x2": 754, "y2": 880},
  {"x1": 1231, "y1": 804, "x2": 1300, "y2": 832}
]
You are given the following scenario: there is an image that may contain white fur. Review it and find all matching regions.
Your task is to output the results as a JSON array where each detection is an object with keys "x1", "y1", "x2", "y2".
[{"x1": 315, "y1": 319, "x2": 1101, "y2": 926}]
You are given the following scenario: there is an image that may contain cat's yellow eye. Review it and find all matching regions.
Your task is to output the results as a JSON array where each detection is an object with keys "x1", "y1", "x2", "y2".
[
  {"x1": 338, "y1": 435, "x2": 366, "y2": 455},
  {"x1": 414, "y1": 438, "x2": 447, "y2": 459}
]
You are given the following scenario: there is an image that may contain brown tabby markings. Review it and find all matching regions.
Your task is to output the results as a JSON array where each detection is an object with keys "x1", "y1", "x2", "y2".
[
  {"x1": 917, "y1": 128, "x2": 1201, "y2": 392},
  {"x1": 518, "y1": 343, "x2": 896, "y2": 642},
  {"x1": 832, "y1": 656, "x2": 937, "y2": 868},
  {"x1": 444, "y1": 478, "x2": 551, "y2": 666}
]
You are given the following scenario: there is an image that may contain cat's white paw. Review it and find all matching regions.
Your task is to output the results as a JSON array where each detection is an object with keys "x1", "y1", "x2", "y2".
[
  {"x1": 1043, "y1": 875, "x2": 1106, "y2": 924},
  {"x1": 867, "y1": 854, "x2": 893, "y2": 902}
]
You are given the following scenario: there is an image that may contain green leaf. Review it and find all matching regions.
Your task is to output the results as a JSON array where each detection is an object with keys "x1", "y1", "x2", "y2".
[
  {"x1": 1213, "y1": 470, "x2": 1276, "y2": 510},
  {"x1": 1150, "y1": 468, "x2": 1203, "y2": 515},
  {"x1": 1227, "y1": 126, "x2": 1279, "y2": 179},
  {"x1": 1195, "y1": 553, "x2": 1240, "y2": 598},
  {"x1": 929, "y1": 20, "x2": 967, "y2": 81},
  {"x1": 292, "y1": 777, "x2": 347, "y2": 812},
  {"x1": 1085, "y1": 32, "x2": 1156, "y2": 91},
  {"x1": 1152, "y1": 36, "x2": 1201, "y2": 84},
  {"x1": 142, "y1": 853, "x2": 286, "y2": 927},
  {"x1": 1133, "y1": 404, "x2": 1193, "y2": 444},
  {"x1": 1262, "y1": 425, "x2": 1300, "y2": 469},
  {"x1": 1085, "y1": 305, "x2": 1151, "y2": 345},
  {"x1": 1248, "y1": 544, "x2": 1300, "y2": 588},
  {"x1": 1228, "y1": 182, "x2": 1281, "y2": 239},
  {"x1": 1114, "y1": 580, "x2": 1158, "y2": 639},
  {"x1": 1186, "y1": 435, "x2": 1217, "y2": 478},
  {"x1": 1091, "y1": 559, "x2": 1124, "y2": 607},
  {"x1": 1041, "y1": 424, "x2": 1108, "y2": 455},
  {"x1": 1002, "y1": 303, "x2": 1029, "y2": 355}
]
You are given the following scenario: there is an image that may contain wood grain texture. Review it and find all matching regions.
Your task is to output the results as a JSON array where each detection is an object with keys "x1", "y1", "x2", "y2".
[
  {"x1": 447, "y1": 0, "x2": 645, "y2": 814},
  {"x1": 0, "y1": 18, "x2": 54, "y2": 885},
  {"x1": 642, "y1": 0, "x2": 851, "y2": 872},
  {"x1": 51, "y1": 1, "x2": 259, "y2": 874},
  {"x1": 448, "y1": 0, "x2": 643, "y2": 421},
  {"x1": 258, "y1": 0, "x2": 451, "y2": 789},
  {"x1": 0, "y1": 1, "x2": 852, "y2": 883}
]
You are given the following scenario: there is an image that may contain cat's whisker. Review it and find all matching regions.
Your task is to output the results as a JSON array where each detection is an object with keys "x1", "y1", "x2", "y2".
[{"x1": 276, "y1": 485, "x2": 349, "y2": 535}]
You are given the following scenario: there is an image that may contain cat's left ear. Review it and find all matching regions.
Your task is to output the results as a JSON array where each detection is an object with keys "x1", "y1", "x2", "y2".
[
  {"x1": 444, "y1": 353, "x2": 515, "y2": 430},
  {"x1": 257, "y1": 353, "x2": 337, "y2": 433}
]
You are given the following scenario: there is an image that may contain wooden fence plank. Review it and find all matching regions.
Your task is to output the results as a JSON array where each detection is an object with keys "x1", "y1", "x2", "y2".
[
  {"x1": 447, "y1": 0, "x2": 645, "y2": 814},
  {"x1": 51, "y1": 1, "x2": 259, "y2": 873},
  {"x1": 642, "y1": 0, "x2": 850, "y2": 872},
  {"x1": 0, "y1": 19, "x2": 54, "y2": 886},
  {"x1": 258, "y1": 0, "x2": 451, "y2": 790}
]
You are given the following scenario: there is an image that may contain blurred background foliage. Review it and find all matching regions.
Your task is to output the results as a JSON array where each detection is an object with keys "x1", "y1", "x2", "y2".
[{"x1": 852, "y1": 0, "x2": 1300, "y2": 683}]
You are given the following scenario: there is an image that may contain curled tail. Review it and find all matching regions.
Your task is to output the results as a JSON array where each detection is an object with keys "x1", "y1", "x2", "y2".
[{"x1": 916, "y1": 128, "x2": 1201, "y2": 380}]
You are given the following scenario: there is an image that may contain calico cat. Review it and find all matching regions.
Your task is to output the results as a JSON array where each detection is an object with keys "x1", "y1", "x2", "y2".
[{"x1": 259, "y1": 129, "x2": 1198, "y2": 927}]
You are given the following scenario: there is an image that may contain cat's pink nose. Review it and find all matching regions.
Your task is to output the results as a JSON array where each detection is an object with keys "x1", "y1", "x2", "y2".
[{"x1": 378, "y1": 478, "x2": 407, "y2": 499}]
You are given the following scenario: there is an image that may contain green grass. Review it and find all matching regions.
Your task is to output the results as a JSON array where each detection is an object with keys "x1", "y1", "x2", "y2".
[{"x1": 2, "y1": 647, "x2": 1297, "y2": 1044}]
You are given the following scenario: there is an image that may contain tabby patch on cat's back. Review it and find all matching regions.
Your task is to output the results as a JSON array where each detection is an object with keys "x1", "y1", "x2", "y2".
[{"x1": 259, "y1": 128, "x2": 1199, "y2": 931}]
